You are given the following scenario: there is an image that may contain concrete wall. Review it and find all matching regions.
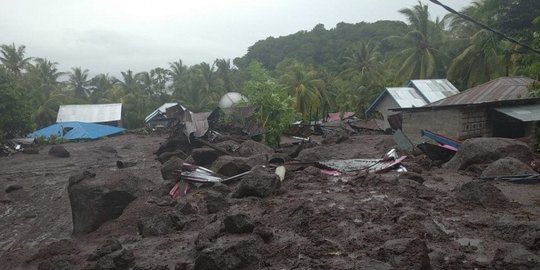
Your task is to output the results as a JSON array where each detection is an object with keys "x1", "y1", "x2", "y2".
[
  {"x1": 374, "y1": 95, "x2": 400, "y2": 130},
  {"x1": 459, "y1": 108, "x2": 489, "y2": 139},
  {"x1": 401, "y1": 109, "x2": 463, "y2": 144}
]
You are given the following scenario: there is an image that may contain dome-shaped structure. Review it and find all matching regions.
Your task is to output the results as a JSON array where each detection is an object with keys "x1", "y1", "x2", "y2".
[{"x1": 218, "y1": 92, "x2": 248, "y2": 109}]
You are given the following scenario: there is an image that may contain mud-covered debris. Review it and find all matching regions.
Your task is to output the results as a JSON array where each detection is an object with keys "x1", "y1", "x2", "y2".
[
  {"x1": 399, "y1": 172, "x2": 425, "y2": 183},
  {"x1": 454, "y1": 181, "x2": 509, "y2": 208},
  {"x1": 481, "y1": 157, "x2": 536, "y2": 178},
  {"x1": 48, "y1": 145, "x2": 70, "y2": 158},
  {"x1": 161, "y1": 156, "x2": 182, "y2": 181},
  {"x1": 233, "y1": 166, "x2": 280, "y2": 198},
  {"x1": 37, "y1": 257, "x2": 77, "y2": 270},
  {"x1": 380, "y1": 238, "x2": 431, "y2": 270},
  {"x1": 132, "y1": 263, "x2": 170, "y2": 270},
  {"x1": 175, "y1": 201, "x2": 197, "y2": 215},
  {"x1": 224, "y1": 213, "x2": 255, "y2": 234},
  {"x1": 494, "y1": 218, "x2": 540, "y2": 250},
  {"x1": 137, "y1": 213, "x2": 185, "y2": 237},
  {"x1": 204, "y1": 190, "x2": 228, "y2": 214},
  {"x1": 88, "y1": 239, "x2": 122, "y2": 261},
  {"x1": 253, "y1": 226, "x2": 273, "y2": 243},
  {"x1": 195, "y1": 221, "x2": 221, "y2": 251},
  {"x1": 116, "y1": 160, "x2": 137, "y2": 169},
  {"x1": 491, "y1": 244, "x2": 540, "y2": 269},
  {"x1": 99, "y1": 145, "x2": 117, "y2": 154},
  {"x1": 193, "y1": 234, "x2": 262, "y2": 270}
]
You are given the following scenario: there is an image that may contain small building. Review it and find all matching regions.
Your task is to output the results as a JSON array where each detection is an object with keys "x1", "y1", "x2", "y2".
[
  {"x1": 145, "y1": 102, "x2": 181, "y2": 127},
  {"x1": 392, "y1": 77, "x2": 540, "y2": 143},
  {"x1": 366, "y1": 79, "x2": 459, "y2": 130},
  {"x1": 56, "y1": 103, "x2": 123, "y2": 127}
]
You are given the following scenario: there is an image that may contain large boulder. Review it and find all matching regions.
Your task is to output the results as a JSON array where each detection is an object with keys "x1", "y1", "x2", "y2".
[
  {"x1": 237, "y1": 140, "x2": 273, "y2": 157},
  {"x1": 224, "y1": 213, "x2": 255, "y2": 234},
  {"x1": 191, "y1": 148, "x2": 222, "y2": 166},
  {"x1": 380, "y1": 238, "x2": 431, "y2": 270},
  {"x1": 211, "y1": 154, "x2": 267, "y2": 177},
  {"x1": 48, "y1": 145, "x2": 70, "y2": 158},
  {"x1": 157, "y1": 150, "x2": 186, "y2": 164},
  {"x1": 454, "y1": 181, "x2": 509, "y2": 208},
  {"x1": 161, "y1": 156, "x2": 183, "y2": 181},
  {"x1": 444, "y1": 138, "x2": 532, "y2": 171},
  {"x1": 233, "y1": 166, "x2": 280, "y2": 198},
  {"x1": 67, "y1": 170, "x2": 142, "y2": 234},
  {"x1": 481, "y1": 157, "x2": 536, "y2": 177}
]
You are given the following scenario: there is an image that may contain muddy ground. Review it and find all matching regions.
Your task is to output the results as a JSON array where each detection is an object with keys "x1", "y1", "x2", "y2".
[{"x1": 1, "y1": 133, "x2": 540, "y2": 269}]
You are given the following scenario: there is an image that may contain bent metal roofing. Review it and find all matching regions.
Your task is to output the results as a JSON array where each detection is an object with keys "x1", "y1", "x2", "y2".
[{"x1": 57, "y1": 103, "x2": 122, "y2": 123}]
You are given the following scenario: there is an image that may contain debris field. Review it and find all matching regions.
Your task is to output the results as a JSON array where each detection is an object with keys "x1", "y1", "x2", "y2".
[{"x1": 1, "y1": 131, "x2": 540, "y2": 270}]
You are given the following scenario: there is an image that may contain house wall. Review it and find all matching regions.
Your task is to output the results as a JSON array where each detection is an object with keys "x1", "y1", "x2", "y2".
[
  {"x1": 374, "y1": 96, "x2": 401, "y2": 130},
  {"x1": 401, "y1": 109, "x2": 463, "y2": 144},
  {"x1": 459, "y1": 108, "x2": 489, "y2": 139}
]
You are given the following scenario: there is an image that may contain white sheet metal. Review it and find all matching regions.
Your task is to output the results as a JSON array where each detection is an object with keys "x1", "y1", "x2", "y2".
[
  {"x1": 386, "y1": 87, "x2": 427, "y2": 108},
  {"x1": 57, "y1": 103, "x2": 122, "y2": 123},
  {"x1": 495, "y1": 104, "x2": 540, "y2": 122},
  {"x1": 144, "y1": 102, "x2": 178, "y2": 123},
  {"x1": 409, "y1": 79, "x2": 459, "y2": 103}
]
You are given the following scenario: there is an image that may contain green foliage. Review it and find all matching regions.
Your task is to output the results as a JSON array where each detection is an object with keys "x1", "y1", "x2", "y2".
[
  {"x1": 243, "y1": 62, "x2": 296, "y2": 146},
  {"x1": 0, "y1": 67, "x2": 32, "y2": 141}
]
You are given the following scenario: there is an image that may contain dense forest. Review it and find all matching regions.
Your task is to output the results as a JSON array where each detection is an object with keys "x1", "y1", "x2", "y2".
[{"x1": 1, "y1": 0, "x2": 540, "y2": 142}]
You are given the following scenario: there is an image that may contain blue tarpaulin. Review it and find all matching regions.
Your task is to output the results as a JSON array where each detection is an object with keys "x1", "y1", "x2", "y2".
[{"x1": 30, "y1": 122, "x2": 125, "y2": 140}]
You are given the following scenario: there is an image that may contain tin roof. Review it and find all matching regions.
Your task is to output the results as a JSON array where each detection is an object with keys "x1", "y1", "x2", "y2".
[
  {"x1": 57, "y1": 103, "x2": 122, "y2": 123},
  {"x1": 407, "y1": 79, "x2": 460, "y2": 103},
  {"x1": 144, "y1": 102, "x2": 179, "y2": 123},
  {"x1": 427, "y1": 77, "x2": 535, "y2": 107},
  {"x1": 366, "y1": 79, "x2": 459, "y2": 115},
  {"x1": 387, "y1": 87, "x2": 428, "y2": 108}
]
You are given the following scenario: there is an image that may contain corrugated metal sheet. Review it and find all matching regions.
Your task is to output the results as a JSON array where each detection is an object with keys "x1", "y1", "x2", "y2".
[
  {"x1": 495, "y1": 104, "x2": 540, "y2": 122},
  {"x1": 144, "y1": 102, "x2": 178, "y2": 123},
  {"x1": 428, "y1": 77, "x2": 535, "y2": 107},
  {"x1": 57, "y1": 103, "x2": 122, "y2": 123},
  {"x1": 408, "y1": 79, "x2": 459, "y2": 103},
  {"x1": 386, "y1": 87, "x2": 428, "y2": 108}
]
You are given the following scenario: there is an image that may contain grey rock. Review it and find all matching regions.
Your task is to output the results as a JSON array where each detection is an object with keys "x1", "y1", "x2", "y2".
[
  {"x1": 191, "y1": 148, "x2": 222, "y2": 166},
  {"x1": 233, "y1": 166, "x2": 280, "y2": 198},
  {"x1": 481, "y1": 157, "x2": 536, "y2": 177},
  {"x1": 161, "y1": 156, "x2": 183, "y2": 181},
  {"x1": 5, "y1": 184, "x2": 23, "y2": 193},
  {"x1": 444, "y1": 137, "x2": 532, "y2": 171},
  {"x1": 48, "y1": 145, "x2": 70, "y2": 158},
  {"x1": 224, "y1": 213, "x2": 255, "y2": 234},
  {"x1": 455, "y1": 181, "x2": 508, "y2": 208},
  {"x1": 237, "y1": 140, "x2": 273, "y2": 157},
  {"x1": 68, "y1": 170, "x2": 141, "y2": 234},
  {"x1": 212, "y1": 154, "x2": 267, "y2": 177}
]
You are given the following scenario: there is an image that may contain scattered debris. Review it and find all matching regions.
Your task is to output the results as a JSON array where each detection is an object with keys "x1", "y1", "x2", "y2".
[{"x1": 48, "y1": 145, "x2": 70, "y2": 158}]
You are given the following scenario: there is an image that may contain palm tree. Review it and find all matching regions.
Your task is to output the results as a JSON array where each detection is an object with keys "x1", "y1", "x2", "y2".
[
  {"x1": 0, "y1": 43, "x2": 32, "y2": 76},
  {"x1": 214, "y1": 58, "x2": 236, "y2": 93},
  {"x1": 89, "y1": 73, "x2": 113, "y2": 102},
  {"x1": 448, "y1": 29, "x2": 505, "y2": 88},
  {"x1": 279, "y1": 63, "x2": 324, "y2": 119},
  {"x1": 68, "y1": 67, "x2": 90, "y2": 99},
  {"x1": 389, "y1": 2, "x2": 447, "y2": 80},
  {"x1": 341, "y1": 41, "x2": 384, "y2": 82}
]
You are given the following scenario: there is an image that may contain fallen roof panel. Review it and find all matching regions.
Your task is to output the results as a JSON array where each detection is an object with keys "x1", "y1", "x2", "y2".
[{"x1": 495, "y1": 104, "x2": 540, "y2": 122}]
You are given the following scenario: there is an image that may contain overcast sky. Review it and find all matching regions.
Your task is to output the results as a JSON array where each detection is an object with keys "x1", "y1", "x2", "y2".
[{"x1": 1, "y1": 0, "x2": 474, "y2": 76}]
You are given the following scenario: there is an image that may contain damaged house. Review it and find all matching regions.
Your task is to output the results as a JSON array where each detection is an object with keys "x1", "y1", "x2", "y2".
[
  {"x1": 391, "y1": 77, "x2": 539, "y2": 143},
  {"x1": 365, "y1": 79, "x2": 460, "y2": 130}
]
